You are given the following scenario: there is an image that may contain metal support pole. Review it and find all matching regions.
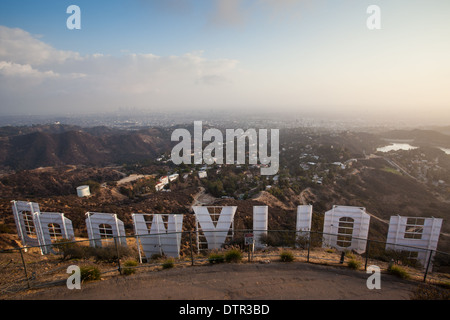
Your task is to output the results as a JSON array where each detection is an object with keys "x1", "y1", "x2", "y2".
[
  {"x1": 189, "y1": 231, "x2": 195, "y2": 266},
  {"x1": 423, "y1": 250, "x2": 433, "y2": 282},
  {"x1": 136, "y1": 235, "x2": 143, "y2": 264},
  {"x1": 19, "y1": 247, "x2": 31, "y2": 289},
  {"x1": 364, "y1": 240, "x2": 371, "y2": 271},
  {"x1": 114, "y1": 237, "x2": 122, "y2": 275},
  {"x1": 307, "y1": 232, "x2": 311, "y2": 263},
  {"x1": 340, "y1": 251, "x2": 345, "y2": 264}
]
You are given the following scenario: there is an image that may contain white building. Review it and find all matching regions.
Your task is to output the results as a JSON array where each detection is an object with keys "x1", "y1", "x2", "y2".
[
  {"x1": 159, "y1": 176, "x2": 169, "y2": 185},
  {"x1": 155, "y1": 182, "x2": 165, "y2": 192},
  {"x1": 76, "y1": 185, "x2": 90, "y2": 197},
  {"x1": 198, "y1": 171, "x2": 207, "y2": 179}
]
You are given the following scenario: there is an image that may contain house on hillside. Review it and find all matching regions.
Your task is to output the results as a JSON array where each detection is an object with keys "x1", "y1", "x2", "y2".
[
  {"x1": 155, "y1": 182, "x2": 165, "y2": 192},
  {"x1": 159, "y1": 176, "x2": 169, "y2": 185}
]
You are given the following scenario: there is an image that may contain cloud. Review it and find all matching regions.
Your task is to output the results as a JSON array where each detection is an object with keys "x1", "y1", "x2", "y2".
[
  {"x1": 0, "y1": 26, "x2": 80, "y2": 66},
  {"x1": 0, "y1": 61, "x2": 58, "y2": 79},
  {"x1": 0, "y1": 26, "x2": 242, "y2": 114}
]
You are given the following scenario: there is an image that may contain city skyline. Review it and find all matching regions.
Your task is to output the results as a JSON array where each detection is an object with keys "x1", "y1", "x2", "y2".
[{"x1": 0, "y1": 0, "x2": 450, "y2": 124}]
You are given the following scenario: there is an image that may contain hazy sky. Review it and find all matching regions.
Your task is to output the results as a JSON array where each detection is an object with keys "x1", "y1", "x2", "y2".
[{"x1": 0, "y1": 0, "x2": 449, "y2": 122}]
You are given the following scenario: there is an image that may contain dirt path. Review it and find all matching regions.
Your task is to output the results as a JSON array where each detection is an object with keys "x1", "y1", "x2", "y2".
[
  {"x1": 190, "y1": 187, "x2": 217, "y2": 208},
  {"x1": 18, "y1": 262, "x2": 418, "y2": 300}
]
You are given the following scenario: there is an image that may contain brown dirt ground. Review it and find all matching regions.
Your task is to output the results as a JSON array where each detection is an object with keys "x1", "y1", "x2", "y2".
[{"x1": 10, "y1": 260, "x2": 421, "y2": 300}]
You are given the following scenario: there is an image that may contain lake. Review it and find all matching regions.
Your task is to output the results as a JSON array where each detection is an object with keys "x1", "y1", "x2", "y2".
[
  {"x1": 377, "y1": 143, "x2": 450, "y2": 155},
  {"x1": 376, "y1": 143, "x2": 418, "y2": 152}
]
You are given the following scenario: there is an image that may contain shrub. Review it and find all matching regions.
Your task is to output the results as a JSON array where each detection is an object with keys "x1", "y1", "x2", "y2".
[
  {"x1": 388, "y1": 264, "x2": 409, "y2": 279},
  {"x1": 53, "y1": 239, "x2": 88, "y2": 260},
  {"x1": 224, "y1": 248, "x2": 242, "y2": 263},
  {"x1": 295, "y1": 234, "x2": 310, "y2": 249},
  {"x1": 345, "y1": 251, "x2": 355, "y2": 260},
  {"x1": 122, "y1": 259, "x2": 139, "y2": 275},
  {"x1": 162, "y1": 258, "x2": 174, "y2": 269},
  {"x1": 65, "y1": 245, "x2": 90, "y2": 260},
  {"x1": 88, "y1": 246, "x2": 118, "y2": 263},
  {"x1": 89, "y1": 244, "x2": 132, "y2": 263},
  {"x1": 382, "y1": 250, "x2": 420, "y2": 268},
  {"x1": 280, "y1": 250, "x2": 295, "y2": 262},
  {"x1": 347, "y1": 259, "x2": 361, "y2": 270},
  {"x1": 208, "y1": 253, "x2": 225, "y2": 264},
  {"x1": 81, "y1": 180, "x2": 101, "y2": 194},
  {"x1": 80, "y1": 266, "x2": 101, "y2": 282},
  {"x1": 259, "y1": 232, "x2": 296, "y2": 247}
]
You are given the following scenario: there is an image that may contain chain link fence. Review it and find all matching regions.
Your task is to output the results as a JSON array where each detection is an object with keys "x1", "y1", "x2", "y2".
[{"x1": 1, "y1": 229, "x2": 449, "y2": 297}]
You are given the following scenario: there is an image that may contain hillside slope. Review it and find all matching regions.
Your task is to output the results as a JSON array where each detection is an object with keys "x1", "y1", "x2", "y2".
[{"x1": 0, "y1": 127, "x2": 171, "y2": 170}]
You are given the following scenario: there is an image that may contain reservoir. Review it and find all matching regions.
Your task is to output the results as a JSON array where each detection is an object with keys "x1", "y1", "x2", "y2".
[
  {"x1": 377, "y1": 144, "x2": 450, "y2": 155},
  {"x1": 376, "y1": 143, "x2": 418, "y2": 152}
]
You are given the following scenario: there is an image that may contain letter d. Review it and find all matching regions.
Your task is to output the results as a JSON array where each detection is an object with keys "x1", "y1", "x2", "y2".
[
  {"x1": 262, "y1": 305, "x2": 270, "y2": 314},
  {"x1": 223, "y1": 305, "x2": 231, "y2": 315}
]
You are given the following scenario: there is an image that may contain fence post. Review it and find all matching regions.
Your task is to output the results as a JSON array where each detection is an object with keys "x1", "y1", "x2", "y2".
[
  {"x1": 19, "y1": 247, "x2": 31, "y2": 289},
  {"x1": 189, "y1": 231, "x2": 195, "y2": 266},
  {"x1": 114, "y1": 237, "x2": 122, "y2": 275},
  {"x1": 423, "y1": 250, "x2": 433, "y2": 282},
  {"x1": 307, "y1": 232, "x2": 311, "y2": 263},
  {"x1": 364, "y1": 240, "x2": 371, "y2": 271},
  {"x1": 339, "y1": 251, "x2": 345, "y2": 264}
]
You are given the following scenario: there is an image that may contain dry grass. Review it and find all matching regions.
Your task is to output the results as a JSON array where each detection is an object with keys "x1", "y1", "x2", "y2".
[{"x1": 2, "y1": 242, "x2": 449, "y2": 299}]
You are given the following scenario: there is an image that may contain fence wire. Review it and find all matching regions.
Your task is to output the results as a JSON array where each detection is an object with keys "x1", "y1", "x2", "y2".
[{"x1": 1, "y1": 229, "x2": 449, "y2": 296}]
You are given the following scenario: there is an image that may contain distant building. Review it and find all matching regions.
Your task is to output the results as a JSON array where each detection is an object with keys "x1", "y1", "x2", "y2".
[
  {"x1": 155, "y1": 182, "x2": 165, "y2": 192},
  {"x1": 198, "y1": 171, "x2": 207, "y2": 179},
  {"x1": 332, "y1": 162, "x2": 346, "y2": 169},
  {"x1": 159, "y1": 176, "x2": 169, "y2": 185},
  {"x1": 169, "y1": 174, "x2": 179, "y2": 182},
  {"x1": 77, "y1": 185, "x2": 90, "y2": 197}
]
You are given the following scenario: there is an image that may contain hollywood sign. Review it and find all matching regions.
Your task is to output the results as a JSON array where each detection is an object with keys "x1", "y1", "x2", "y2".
[{"x1": 11, "y1": 200, "x2": 443, "y2": 267}]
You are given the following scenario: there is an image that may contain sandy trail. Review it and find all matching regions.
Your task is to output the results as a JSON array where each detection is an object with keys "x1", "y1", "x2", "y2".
[{"x1": 19, "y1": 262, "x2": 418, "y2": 300}]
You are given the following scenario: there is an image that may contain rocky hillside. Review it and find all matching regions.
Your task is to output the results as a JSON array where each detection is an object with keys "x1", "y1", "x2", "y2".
[{"x1": 0, "y1": 125, "x2": 172, "y2": 170}]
